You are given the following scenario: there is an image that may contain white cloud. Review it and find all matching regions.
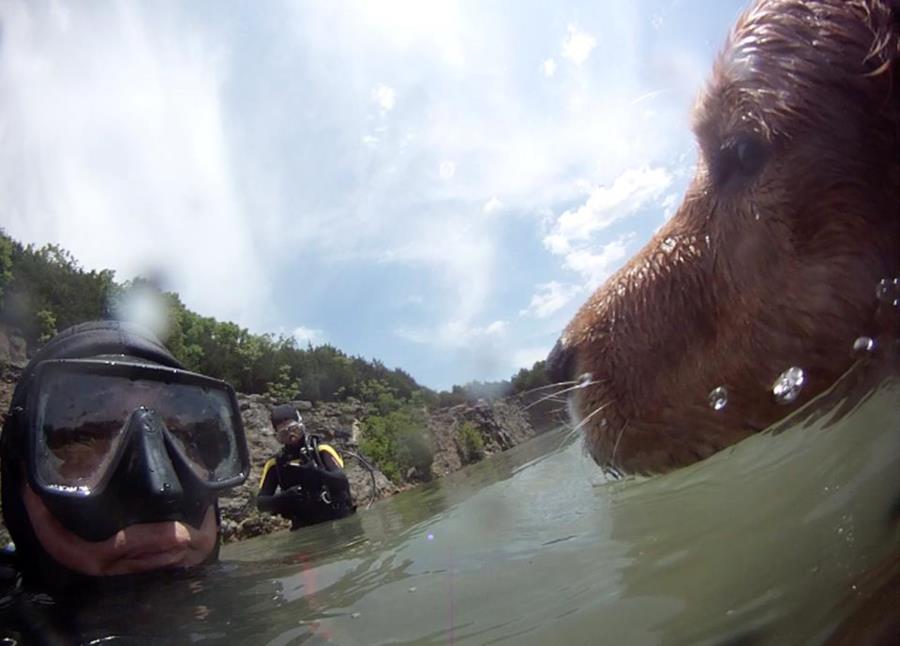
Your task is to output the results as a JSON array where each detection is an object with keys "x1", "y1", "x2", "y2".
[
  {"x1": 439, "y1": 160, "x2": 456, "y2": 179},
  {"x1": 512, "y1": 346, "x2": 551, "y2": 371},
  {"x1": 543, "y1": 166, "x2": 672, "y2": 251},
  {"x1": 371, "y1": 83, "x2": 396, "y2": 111},
  {"x1": 542, "y1": 58, "x2": 557, "y2": 77},
  {"x1": 661, "y1": 192, "x2": 680, "y2": 220},
  {"x1": 395, "y1": 317, "x2": 507, "y2": 347},
  {"x1": 562, "y1": 237, "x2": 631, "y2": 289},
  {"x1": 520, "y1": 281, "x2": 583, "y2": 319},
  {"x1": 482, "y1": 196, "x2": 503, "y2": 214},
  {"x1": 293, "y1": 326, "x2": 325, "y2": 347},
  {"x1": 561, "y1": 24, "x2": 597, "y2": 65},
  {"x1": 0, "y1": 2, "x2": 269, "y2": 327}
]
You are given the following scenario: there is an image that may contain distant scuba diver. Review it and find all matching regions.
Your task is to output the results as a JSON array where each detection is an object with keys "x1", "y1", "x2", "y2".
[{"x1": 256, "y1": 405, "x2": 355, "y2": 529}]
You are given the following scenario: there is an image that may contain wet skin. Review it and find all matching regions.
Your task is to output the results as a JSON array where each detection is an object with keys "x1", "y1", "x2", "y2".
[{"x1": 23, "y1": 484, "x2": 217, "y2": 576}]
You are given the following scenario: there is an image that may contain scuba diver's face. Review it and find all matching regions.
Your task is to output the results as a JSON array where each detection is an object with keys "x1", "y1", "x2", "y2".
[
  {"x1": 23, "y1": 483, "x2": 218, "y2": 576},
  {"x1": 276, "y1": 421, "x2": 305, "y2": 447},
  {"x1": 10, "y1": 358, "x2": 250, "y2": 577}
]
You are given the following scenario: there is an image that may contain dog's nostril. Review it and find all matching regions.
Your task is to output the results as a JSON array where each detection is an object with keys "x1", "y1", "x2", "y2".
[{"x1": 546, "y1": 338, "x2": 576, "y2": 384}]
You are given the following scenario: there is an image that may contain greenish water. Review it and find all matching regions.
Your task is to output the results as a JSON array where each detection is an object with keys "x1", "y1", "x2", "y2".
[{"x1": 3, "y1": 358, "x2": 899, "y2": 645}]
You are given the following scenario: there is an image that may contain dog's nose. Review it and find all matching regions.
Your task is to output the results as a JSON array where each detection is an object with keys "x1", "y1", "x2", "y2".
[{"x1": 546, "y1": 337, "x2": 576, "y2": 384}]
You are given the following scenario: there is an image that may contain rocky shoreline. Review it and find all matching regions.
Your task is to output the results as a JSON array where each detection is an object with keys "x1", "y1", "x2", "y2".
[
  {"x1": 219, "y1": 390, "x2": 544, "y2": 541},
  {"x1": 0, "y1": 330, "x2": 550, "y2": 545}
]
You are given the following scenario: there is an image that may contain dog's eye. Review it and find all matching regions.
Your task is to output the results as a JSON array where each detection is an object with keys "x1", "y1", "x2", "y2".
[{"x1": 714, "y1": 134, "x2": 768, "y2": 187}]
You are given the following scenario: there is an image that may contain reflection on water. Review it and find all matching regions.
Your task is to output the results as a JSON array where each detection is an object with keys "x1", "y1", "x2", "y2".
[{"x1": 3, "y1": 351, "x2": 899, "y2": 645}]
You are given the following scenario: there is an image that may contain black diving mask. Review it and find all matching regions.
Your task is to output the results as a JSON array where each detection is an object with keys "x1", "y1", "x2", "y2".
[{"x1": 19, "y1": 358, "x2": 249, "y2": 541}]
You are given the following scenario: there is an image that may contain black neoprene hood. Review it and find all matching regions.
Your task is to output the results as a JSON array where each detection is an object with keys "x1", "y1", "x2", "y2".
[
  {"x1": 270, "y1": 404, "x2": 301, "y2": 427},
  {"x1": 0, "y1": 320, "x2": 192, "y2": 581}
]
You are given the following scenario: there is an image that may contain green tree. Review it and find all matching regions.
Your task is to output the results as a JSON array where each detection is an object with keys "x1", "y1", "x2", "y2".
[
  {"x1": 35, "y1": 309, "x2": 57, "y2": 344},
  {"x1": 0, "y1": 231, "x2": 13, "y2": 308},
  {"x1": 265, "y1": 364, "x2": 302, "y2": 402}
]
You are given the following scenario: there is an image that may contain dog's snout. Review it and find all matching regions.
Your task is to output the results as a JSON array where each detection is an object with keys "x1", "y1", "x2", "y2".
[{"x1": 546, "y1": 338, "x2": 576, "y2": 384}]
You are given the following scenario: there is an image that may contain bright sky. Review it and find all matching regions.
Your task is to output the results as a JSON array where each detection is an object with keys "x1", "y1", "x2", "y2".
[{"x1": 0, "y1": 0, "x2": 749, "y2": 390}]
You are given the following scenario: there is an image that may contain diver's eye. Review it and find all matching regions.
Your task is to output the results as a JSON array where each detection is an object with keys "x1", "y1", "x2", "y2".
[{"x1": 713, "y1": 134, "x2": 768, "y2": 187}]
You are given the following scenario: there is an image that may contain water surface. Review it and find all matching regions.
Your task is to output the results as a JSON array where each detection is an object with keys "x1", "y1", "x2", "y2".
[{"x1": 6, "y1": 358, "x2": 899, "y2": 645}]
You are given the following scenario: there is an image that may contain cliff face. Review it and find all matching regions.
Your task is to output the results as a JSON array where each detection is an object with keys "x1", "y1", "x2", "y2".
[
  {"x1": 428, "y1": 399, "x2": 541, "y2": 477},
  {"x1": 219, "y1": 395, "x2": 400, "y2": 541},
  {"x1": 0, "y1": 324, "x2": 549, "y2": 544},
  {"x1": 221, "y1": 394, "x2": 545, "y2": 541}
]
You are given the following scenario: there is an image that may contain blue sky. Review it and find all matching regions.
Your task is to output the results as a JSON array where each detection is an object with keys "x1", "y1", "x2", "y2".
[{"x1": 0, "y1": 0, "x2": 749, "y2": 390}]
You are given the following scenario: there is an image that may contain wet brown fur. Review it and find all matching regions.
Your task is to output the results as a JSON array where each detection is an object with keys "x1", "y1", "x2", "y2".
[{"x1": 556, "y1": 0, "x2": 900, "y2": 474}]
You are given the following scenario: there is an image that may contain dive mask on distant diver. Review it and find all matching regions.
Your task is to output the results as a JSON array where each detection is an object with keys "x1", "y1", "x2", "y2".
[{"x1": 14, "y1": 357, "x2": 250, "y2": 541}]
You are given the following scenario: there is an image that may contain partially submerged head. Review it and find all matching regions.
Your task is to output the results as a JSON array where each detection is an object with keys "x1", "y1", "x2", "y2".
[
  {"x1": 1, "y1": 320, "x2": 249, "y2": 583},
  {"x1": 549, "y1": 0, "x2": 900, "y2": 474}
]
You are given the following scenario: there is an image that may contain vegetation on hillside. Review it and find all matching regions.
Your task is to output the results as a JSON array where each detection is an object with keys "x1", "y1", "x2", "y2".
[{"x1": 0, "y1": 229, "x2": 549, "y2": 411}]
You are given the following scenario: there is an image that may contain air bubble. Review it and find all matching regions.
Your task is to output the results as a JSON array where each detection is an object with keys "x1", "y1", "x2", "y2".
[
  {"x1": 772, "y1": 366, "x2": 805, "y2": 404},
  {"x1": 852, "y1": 336, "x2": 876, "y2": 356},
  {"x1": 708, "y1": 386, "x2": 728, "y2": 411},
  {"x1": 660, "y1": 237, "x2": 676, "y2": 253}
]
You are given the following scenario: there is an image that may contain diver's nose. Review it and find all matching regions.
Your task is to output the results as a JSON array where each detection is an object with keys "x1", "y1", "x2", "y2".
[
  {"x1": 546, "y1": 337, "x2": 576, "y2": 384},
  {"x1": 126, "y1": 408, "x2": 184, "y2": 501}
]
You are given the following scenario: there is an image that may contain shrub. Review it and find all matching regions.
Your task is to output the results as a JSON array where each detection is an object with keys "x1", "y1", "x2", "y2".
[
  {"x1": 458, "y1": 421, "x2": 484, "y2": 463},
  {"x1": 359, "y1": 403, "x2": 433, "y2": 483}
]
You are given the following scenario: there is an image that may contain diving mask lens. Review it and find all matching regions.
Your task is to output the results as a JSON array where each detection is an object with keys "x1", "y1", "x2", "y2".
[
  {"x1": 276, "y1": 420, "x2": 304, "y2": 445},
  {"x1": 33, "y1": 362, "x2": 245, "y2": 493}
]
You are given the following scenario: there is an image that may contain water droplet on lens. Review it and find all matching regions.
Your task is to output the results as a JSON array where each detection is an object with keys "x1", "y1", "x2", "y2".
[
  {"x1": 708, "y1": 386, "x2": 728, "y2": 411},
  {"x1": 772, "y1": 366, "x2": 805, "y2": 404},
  {"x1": 852, "y1": 336, "x2": 876, "y2": 356},
  {"x1": 661, "y1": 237, "x2": 676, "y2": 253},
  {"x1": 577, "y1": 373, "x2": 593, "y2": 388}
]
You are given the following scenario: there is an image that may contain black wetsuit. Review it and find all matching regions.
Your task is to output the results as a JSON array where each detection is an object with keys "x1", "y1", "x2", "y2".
[{"x1": 256, "y1": 439, "x2": 355, "y2": 529}]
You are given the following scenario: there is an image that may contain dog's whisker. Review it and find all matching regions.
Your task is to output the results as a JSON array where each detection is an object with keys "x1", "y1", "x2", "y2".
[
  {"x1": 570, "y1": 402, "x2": 611, "y2": 435},
  {"x1": 609, "y1": 422, "x2": 629, "y2": 474},
  {"x1": 517, "y1": 380, "x2": 578, "y2": 397},
  {"x1": 522, "y1": 378, "x2": 604, "y2": 411}
]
